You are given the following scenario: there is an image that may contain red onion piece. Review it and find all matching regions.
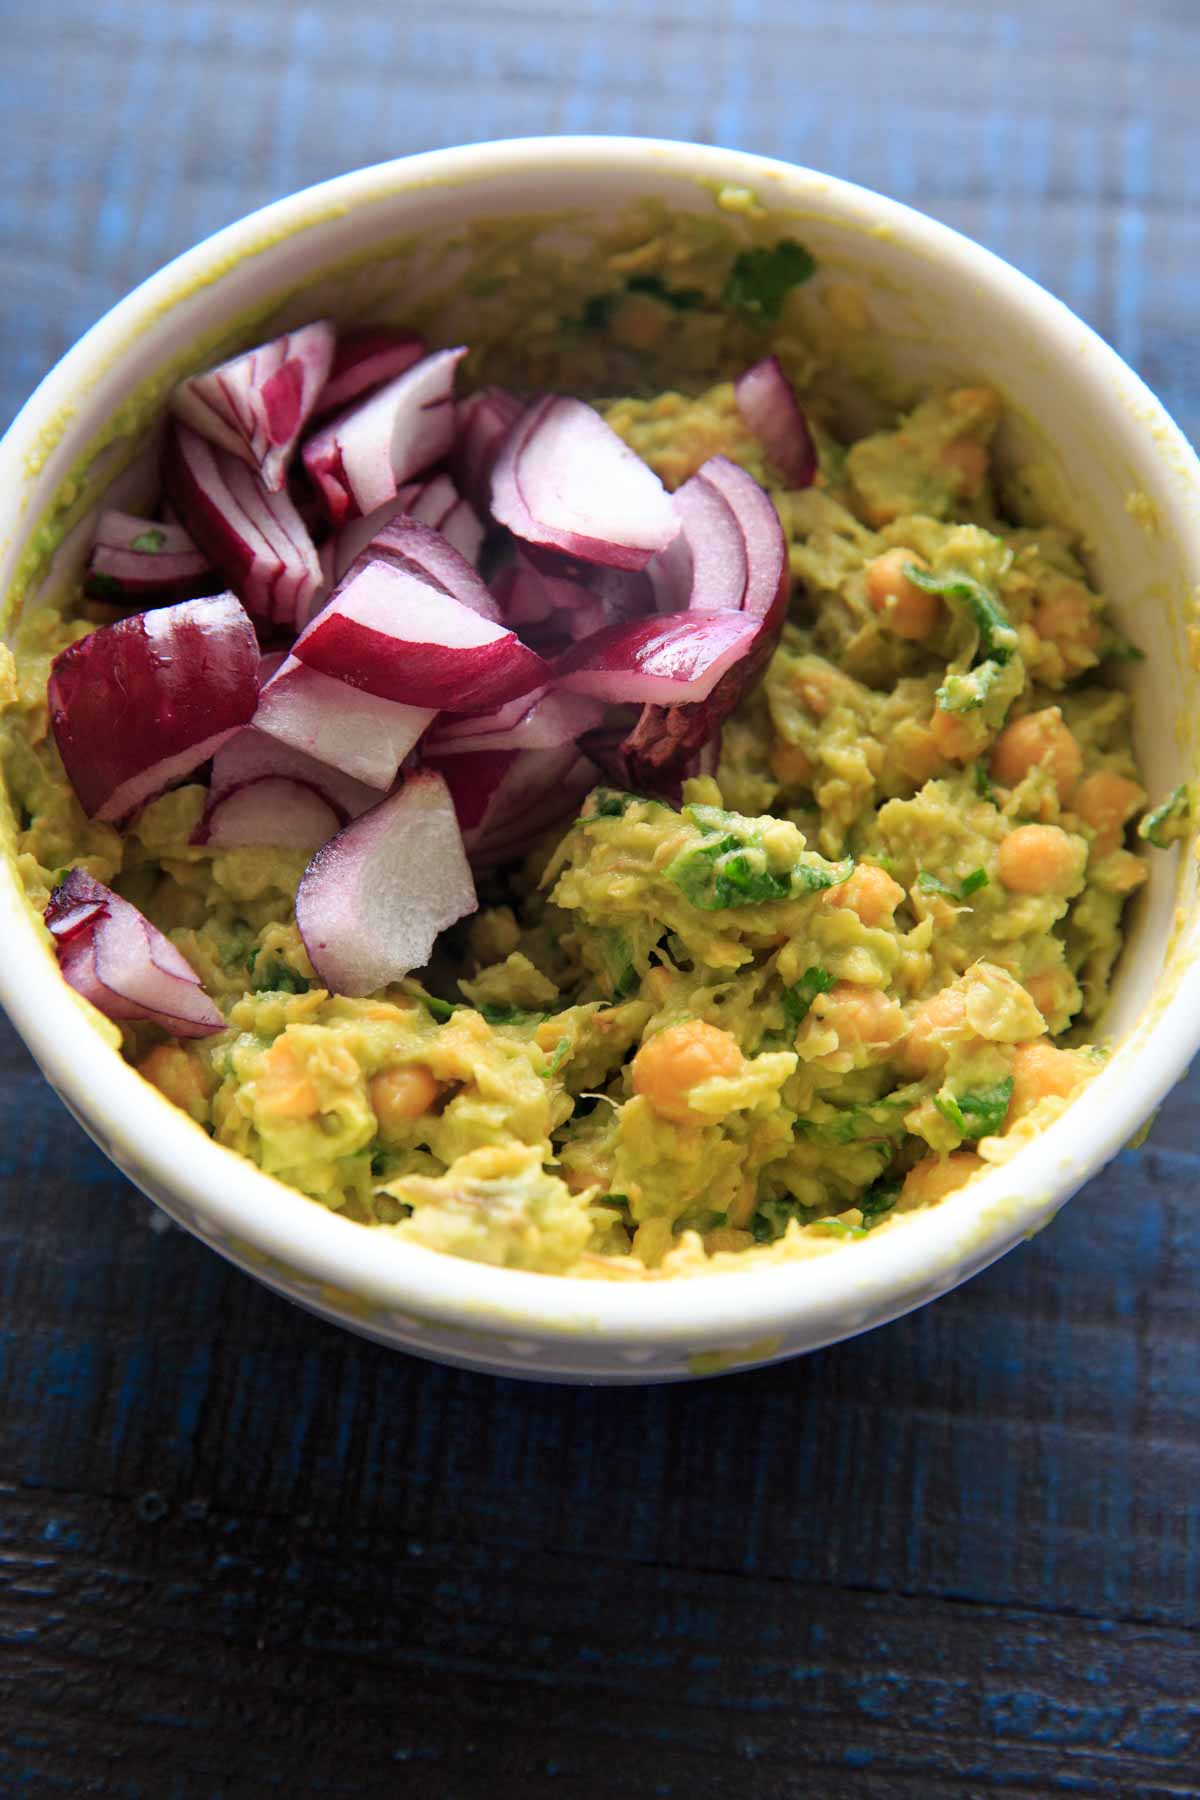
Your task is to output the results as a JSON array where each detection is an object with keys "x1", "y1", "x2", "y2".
[
  {"x1": 452, "y1": 386, "x2": 523, "y2": 512},
  {"x1": 205, "y1": 726, "x2": 382, "y2": 824},
  {"x1": 329, "y1": 481, "x2": 487, "y2": 588},
  {"x1": 252, "y1": 655, "x2": 433, "y2": 792},
  {"x1": 593, "y1": 455, "x2": 790, "y2": 789},
  {"x1": 553, "y1": 609, "x2": 758, "y2": 704},
  {"x1": 491, "y1": 396, "x2": 680, "y2": 571},
  {"x1": 301, "y1": 346, "x2": 467, "y2": 525},
  {"x1": 439, "y1": 496, "x2": 486, "y2": 569},
  {"x1": 46, "y1": 870, "x2": 224, "y2": 1037},
  {"x1": 197, "y1": 777, "x2": 343, "y2": 849},
  {"x1": 164, "y1": 424, "x2": 324, "y2": 630},
  {"x1": 647, "y1": 471, "x2": 747, "y2": 614},
  {"x1": 426, "y1": 688, "x2": 604, "y2": 755},
  {"x1": 734, "y1": 355, "x2": 818, "y2": 489},
  {"x1": 48, "y1": 593, "x2": 260, "y2": 823},
  {"x1": 296, "y1": 770, "x2": 476, "y2": 997},
  {"x1": 292, "y1": 552, "x2": 546, "y2": 711},
  {"x1": 171, "y1": 322, "x2": 336, "y2": 493},
  {"x1": 314, "y1": 330, "x2": 425, "y2": 418},
  {"x1": 433, "y1": 747, "x2": 598, "y2": 871},
  {"x1": 87, "y1": 510, "x2": 216, "y2": 603},
  {"x1": 257, "y1": 650, "x2": 289, "y2": 687}
]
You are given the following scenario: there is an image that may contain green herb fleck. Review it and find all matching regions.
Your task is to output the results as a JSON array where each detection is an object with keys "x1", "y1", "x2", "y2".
[
  {"x1": 916, "y1": 867, "x2": 989, "y2": 904},
  {"x1": 903, "y1": 564, "x2": 1018, "y2": 662},
  {"x1": 667, "y1": 803, "x2": 852, "y2": 910},
  {"x1": 588, "y1": 788, "x2": 640, "y2": 819},
  {"x1": 130, "y1": 527, "x2": 167, "y2": 554},
  {"x1": 1138, "y1": 785, "x2": 1189, "y2": 848},
  {"x1": 780, "y1": 966, "x2": 834, "y2": 1029},
  {"x1": 859, "y1": 1178, "x2": 901, "y2": 1226},
  {"x1": 936, "y1": 659, "x2": 1005, "y2": 714},
  {"x1": 626, "y1": 273, "x2": 705, "y2": 311},
  {"x1": 86, "y1": 572, "x2": 125, "y2": 600},
  {"x1": 722, "y1": 238, "x2": 817, "y2": 319},
  {"x1": 540, "y1": 1036, "x2": 572, "y2": 1079},
  {"x1": 248, "y1": 957, "x2": 311, "y2": 995},
  {"x1": 934, "y1": 1077, "x2": 1014, "y2": 1141},
  {"x1": 406, "y1": 986, "x2": 457, "y2": 1021},
  {"x1": 972, "y1": 763, "x2": 995, "y2": 802}
]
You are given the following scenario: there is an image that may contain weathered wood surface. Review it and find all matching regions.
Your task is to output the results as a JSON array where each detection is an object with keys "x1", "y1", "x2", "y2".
[{"x1": 3, "y1": 1, "x2": 1199, "y2": 1792}]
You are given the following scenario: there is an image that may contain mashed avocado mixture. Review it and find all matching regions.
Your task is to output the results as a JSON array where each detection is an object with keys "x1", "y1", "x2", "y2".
[{"x1": 1, "y1": 251, "x2": 1162, "y2": 1279}]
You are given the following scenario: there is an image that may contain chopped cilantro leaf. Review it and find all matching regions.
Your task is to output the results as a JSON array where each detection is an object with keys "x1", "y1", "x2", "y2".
[
  {"x1": 972, "y1": 763, "x2": 995, "y2": 802},
  {"x1": 588, "y1": 788, "x2": 641, "y2": 819},
  {"x1": 479, "y1": 1003, "x2": 536, "y2": 1025},
  {"x1": 859, "y1": 1178, "x2": 901, "y2": 1225},
  {"x1": 248, "y1": 957, "x2": 311, "y2": 995},
  {"x1": 130, "y1": 527, "x2": 167, "y2": 553},
  {"x1": 722, "y1": 238, "x2": 816, "y2": 319},
  {"x1": 667, "y1": 803, "x2": 852, "y2": 910},
  {"x1": 780, "y1": 966, "x2": 833, "y2": 1029},
  {"x1": 86, "y1": 572, "x2": 125, "y2": 600},
  {"x1": 934, "y1": 1076, "x2": 1014, "y2": 1141},
  {"x1": 540, "y1": 1036, "x2": 572, "y2": 1079},
  {"x1": 936, "y1": 659, "x2": 1005, "y2": 714},
  {"x1": 916, "y1": 868, "x2": 988, "y2": 904},
  {"x1": 626, "y1": 273, "x2": 705, "y2": 310},
  {"x1": 1138, "y1": 785, "x2": 1189, "y2": 848},
  {"x1": 407, "y1": 986, "x2": 457, "y2": 1021}
]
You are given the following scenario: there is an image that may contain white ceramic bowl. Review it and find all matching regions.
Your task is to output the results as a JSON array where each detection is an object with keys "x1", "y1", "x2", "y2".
[{"x1": 3, "y1": 138, "x2": 1199, "y2": 1384}]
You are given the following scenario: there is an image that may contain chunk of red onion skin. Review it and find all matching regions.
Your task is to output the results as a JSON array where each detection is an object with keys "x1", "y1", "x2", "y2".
[
  {"x1": 426, "y1": 688, "x2": 605, "y2": 756},
  {"x1": 196, "y1": 777, "x2": 344, "y2": 850},
  {"x1": 170, "y1": 321, "x2": 336, "y2": 493},
  {"x1": 253, "y1": 655, "x2": 434, "y2": 792},
  {"x1": 647, "y1": 470, "x2": 748, "y2": 615},
  {"x1": 734, "y1": 355, "x2": 818, "y2": 490},
  {"x1": 45, "y1": 869, "x2": 224, "y2": 1038},
  {"x1": 293, "y1": 550, "x2": 546, "y2": 711},
  {"x1": 553, "y1": 609, "x2": 759, "y2": 705},
  {"x1": 47, "y1": 593, "x2": 260, "y2": 824},
  {"x1": 204, "y1": 726, "x2": 382, "y2": 829},
  {"x1": 328, "y1": 481, "x2": 486, "y2": 587},
  {"x1": 295, "y1": 770, "x2": 476, "y2": 998},
  {"x1": 598, "y1": 455, "x2": 791, "y2": 790},
  {"x1": 301, "y1": 345, "x2": 467, "y2": 525},
  {"x1": 313, "y1": 329, "x2": 426, "y2": 419},
  {"x1": 164, "y1": 423, "x2": 324, "y2": 631},
  {"x1": 340, "y1": 511, "x2": 502, "y2": 623},
  {"x1": 87, "y1": 510, "x2": 216, "y2": 603},
  {"x1": 431, "y1": 746, "x2": 599, "y2": 871},
  {"x1": 490, "y1": 395, "x2": 680, "y2": 572},
  {"x1": 452, "y1": 385, "x2": 523, "y2": 512}
]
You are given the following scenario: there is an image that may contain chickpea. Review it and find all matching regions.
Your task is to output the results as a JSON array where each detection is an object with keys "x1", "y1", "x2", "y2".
[
  {"x1": 256, "y1": 1036, "x2": 320, "y2": 1121},
  {"x1": 823, "y1": 863, "x2": 905, "y2": 928},
  {"x1": 138, "y1": 1043, "x2": 212, "y2": 1121},
  {"x1": 865, "y1": 549, "x2": 940, "y2": 640},
  {"x1": 990, "y1": 708, "x2": 1082, "y2": 805},
  {"x1": 632, "y1": 1020, "x2": 744, "y2": 1125},
  {"x1": 1007, "y1": 1038, "x2": 1091, "y2": 1121},
  {"x1": 370, "y1": 1065, "x2": 440, "y2": 1138},
  {"x1": 810, "y1": 982, "x2": 905, "y2": 1055},
  {"x1": 1074, "y1": 770, "x2": 1144, "y2": 857},
  {"x1": 769, "y1": 740, "x2": 814, "y2": 788},
  {"x1": 898, "y1": 984, "x2": 967, "y2": 1076},
  {"x1": 1024, "y1": 971, "x2": 1062, "y2": 1019},
  {"x1": 1034, "y1": 579, "x2": 1102, "y2": 657},
  {"x1": 894, "y1": 722, "x2": 944, "y2": 786},
  {"x1": 997, "y1": 824, "x2": 1084, "y2": 895},
  {"x1": 901, "y1": 1150, "x2": 985, "y2": 1209},
  {"x1": 930, "y1": 703, "x2": 977, "y2": 764},
  {"x1": 939, "y1": 437, "x2": 989, "y2": 498}
]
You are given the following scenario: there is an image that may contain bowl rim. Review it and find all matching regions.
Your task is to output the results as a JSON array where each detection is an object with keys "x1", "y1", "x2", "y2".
[{"x1": 3, "y1": 133, "x2": 1200, "y2": 1353}]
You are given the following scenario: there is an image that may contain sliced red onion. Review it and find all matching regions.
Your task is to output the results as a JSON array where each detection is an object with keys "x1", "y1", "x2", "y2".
[
  {"x1": 328, "y1": 482, "x2": 487, "y2": 587},
  {"x1": 257, "y1": 650, "x2": 289, "y2": 686},
  {"x1": 164, "y1": 424, "x2": 324, "y2": 631},
  {"x1": 426, "y1": 688, "x2": 604, "y2": 755},
  {"x1": 87, "y1": 510, "x2": 215, "y2": 603},
  {"x1": 734, "y1": 356, "x2": 817, "y2": 490},
  {"x1": 171, "y1": 322, "x2": 336, "y2": 493},
  {"x1": 439, "y1": 496, "x2": 485, "y2": 568},
  {"x1": 405, "y1": 472, "x2": 458, "y2": 529},
  {"x1": 593, "y1": 455, "x2": 790, "y2": 789},
  {"x1": 491, "y1": 396, "x2": 679, "y2": 571},
  {"x1": 314, "y1": 329, "x2": 425, "y2": 418},
  {"x1": 452, "y1": 386, "x2": 523, "y2": 512},
  {"x1": 433, "y1": 747, "x2": 598, "y2": 871},
  {"x1": 197, "y1": 777, "x2": 343, "y2": 849},
  {"x1": 46, "y1": 870, "x2": 224, "y2": 1037},
  {"x1": 205, "y1": 726, "x2": 382, "y2": 823},
  {"x1": 252, "y1": 655, "x2": 433, "y2": 792},
  {"x1": 296, "y1": 771, "x2": 476, "y2": 997},
  {"x1": 553, "y1": 609, "x2": 758, "y2": 705},
  {"x1": 293, "y1": 552, "x2": 546, "y2": 711},
  {"x1": 647, "y1": 471, "x2": 747, "y2": 614},
  {"x1": 48, "y1": 593, "x2": 260, "y2": 823},
  {"x1": 301, "y1": 346, "x2": 467, "y2": 525}
]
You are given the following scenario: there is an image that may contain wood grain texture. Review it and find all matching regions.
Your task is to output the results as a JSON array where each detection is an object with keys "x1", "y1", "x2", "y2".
[{"x1": 2, "y1": 0, "x2": 1199, "y2": 1792}]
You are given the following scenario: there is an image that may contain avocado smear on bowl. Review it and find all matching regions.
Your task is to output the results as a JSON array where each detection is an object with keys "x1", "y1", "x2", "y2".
[{"x1": 1, "y1": 216, "x2": 1180, "y2": 1282}]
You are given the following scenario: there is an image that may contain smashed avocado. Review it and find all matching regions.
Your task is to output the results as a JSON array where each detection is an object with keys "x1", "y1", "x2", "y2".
[{"x1": 1, "y1": 233, "x2": 1161, "y2": 1281}]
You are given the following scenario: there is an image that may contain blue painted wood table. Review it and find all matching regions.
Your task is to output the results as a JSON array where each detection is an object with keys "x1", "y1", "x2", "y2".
[{"x1": 2, "y1": 1, "x2": 1198, "y2": 1791}]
